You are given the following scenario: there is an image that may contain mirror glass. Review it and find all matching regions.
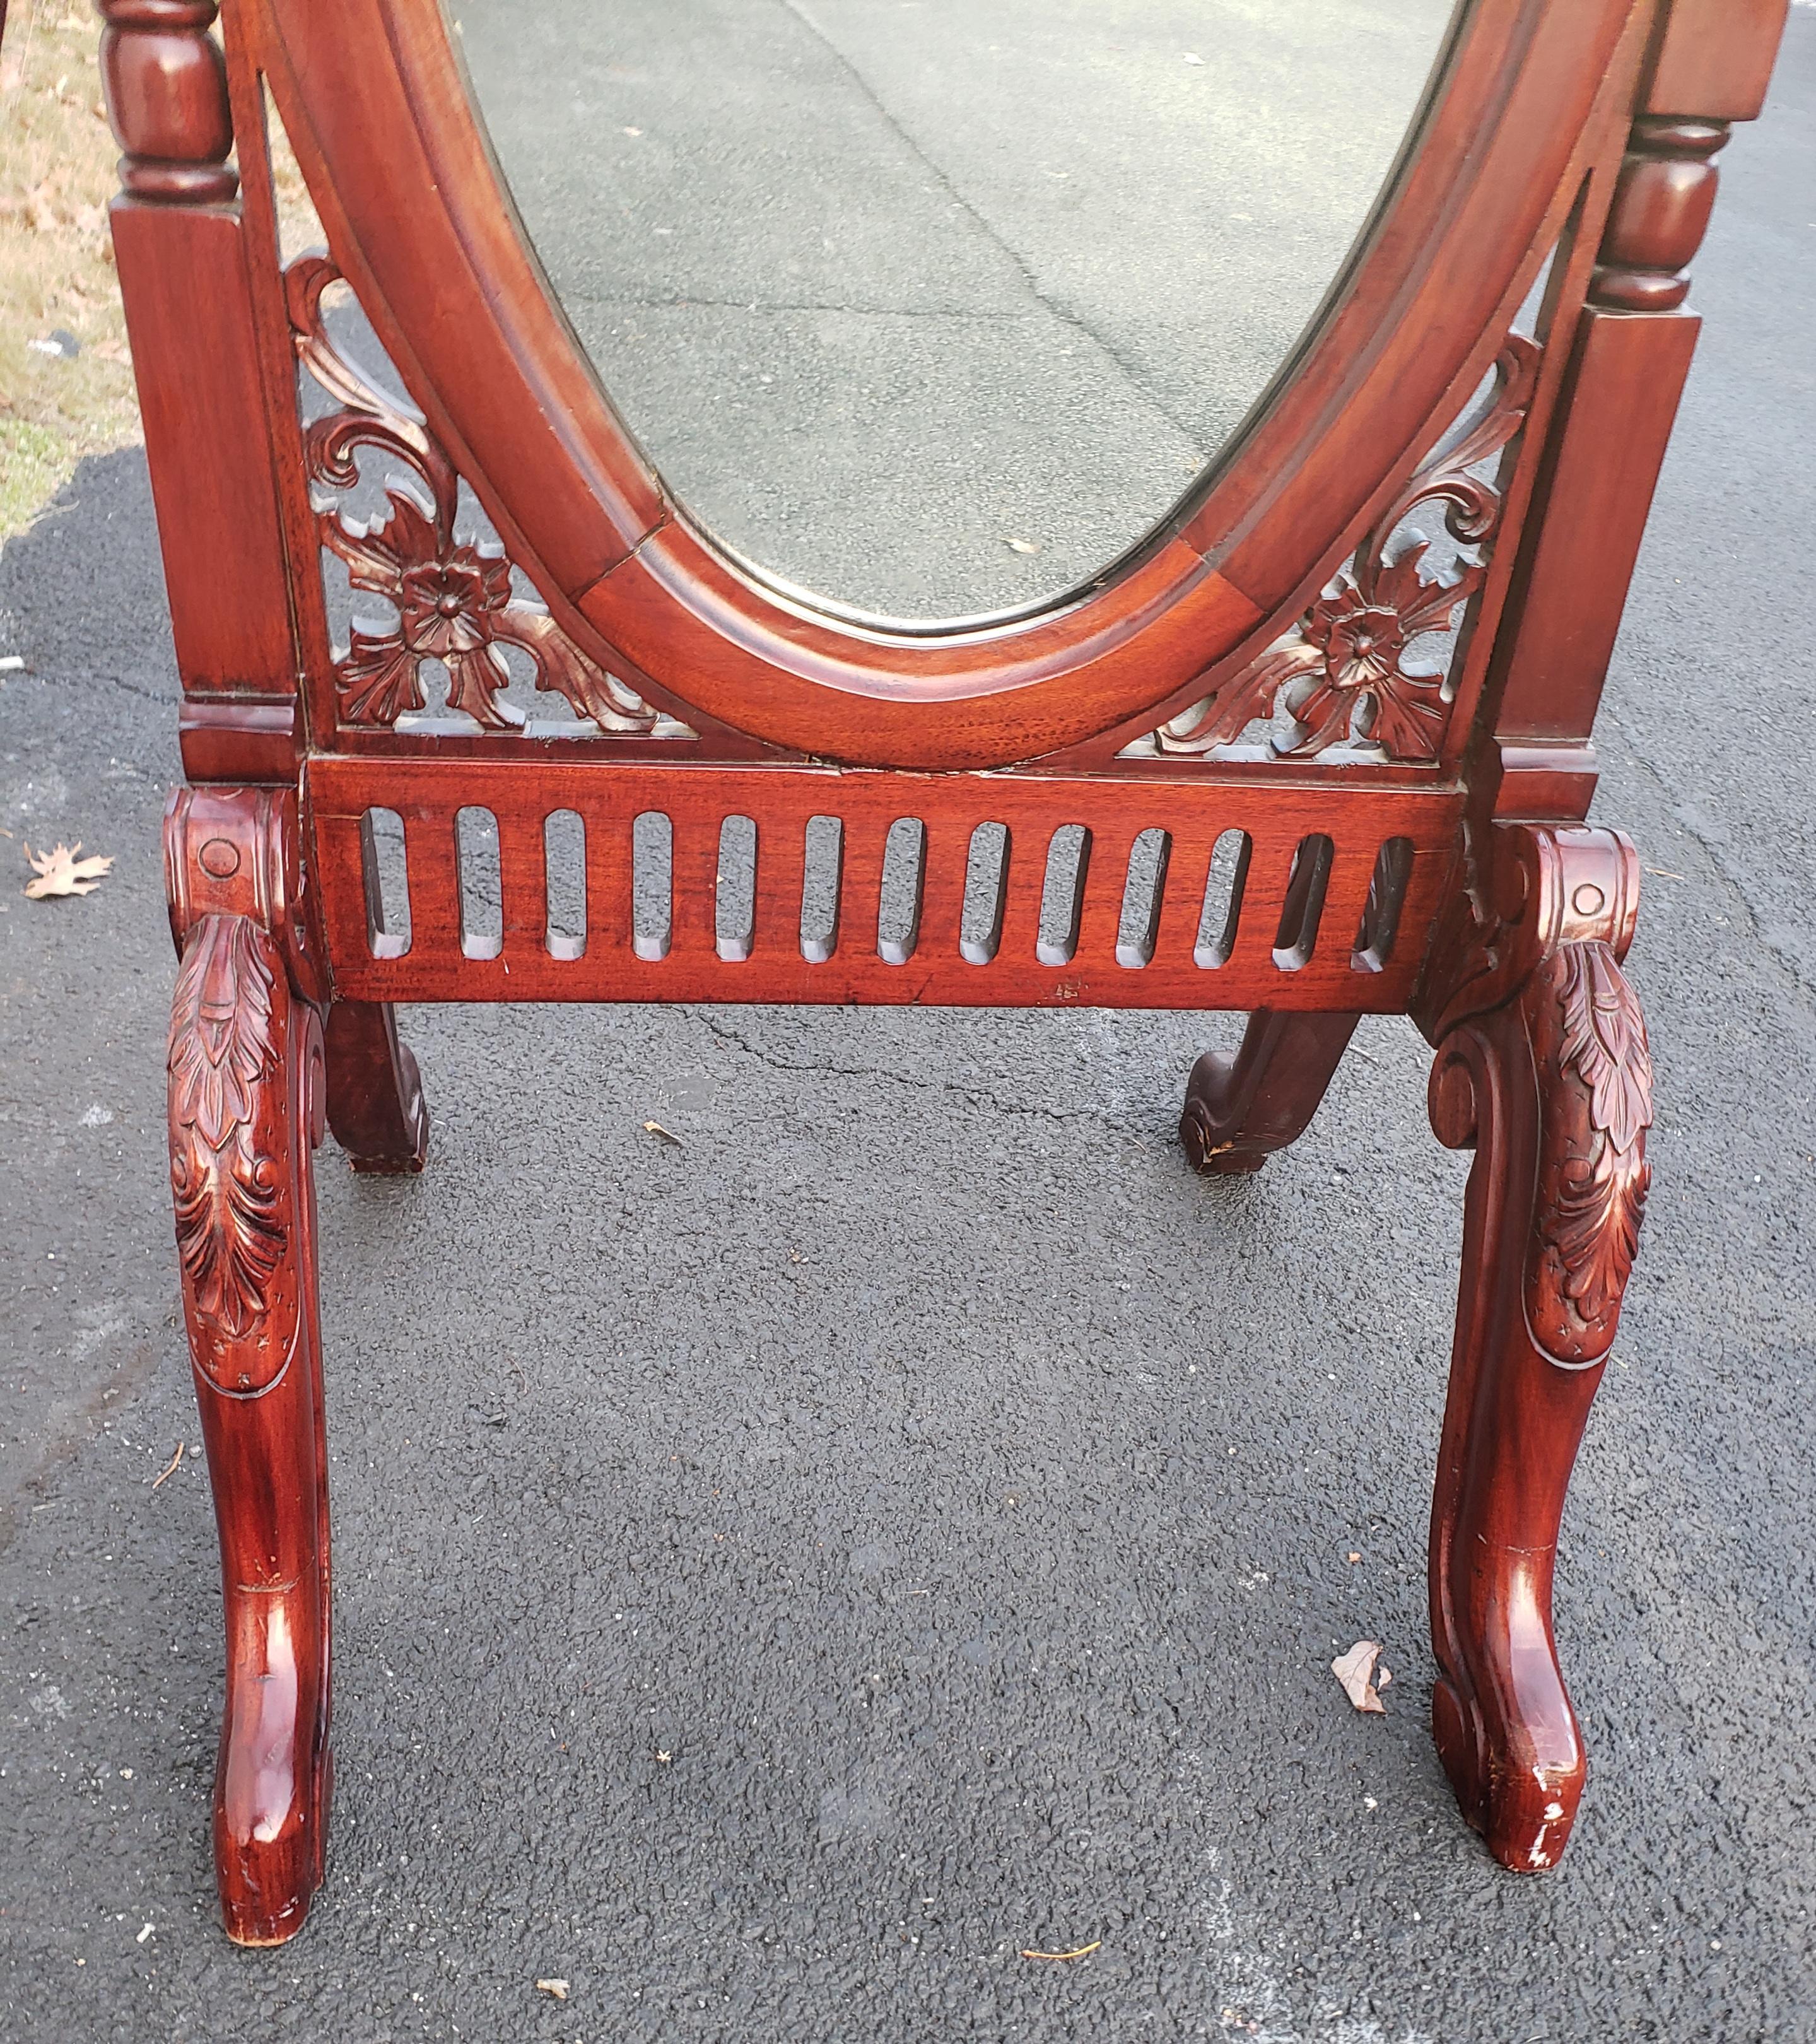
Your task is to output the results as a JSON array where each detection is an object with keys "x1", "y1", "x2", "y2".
[{"x1": 455, "y1": 1, "x2": 1458, "y2": 621}]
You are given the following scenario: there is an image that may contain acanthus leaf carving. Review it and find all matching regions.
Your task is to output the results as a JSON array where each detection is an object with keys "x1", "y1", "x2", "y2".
[
  {"x1": 286, "y1": 255, "x2": 666, "y2": 739},
  {"x1": 1155, "y1": 333, "x2": 1541, "y2": 765},
  {"x1": 1525, "y1": 939, "x2": 1653, "y2": 1363},
  {"x1": 168, "y1": 913, "x2": 285, "y2": 1344}
]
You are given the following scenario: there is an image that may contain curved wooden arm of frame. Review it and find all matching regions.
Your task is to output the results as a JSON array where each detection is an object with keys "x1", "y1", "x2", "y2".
[{"x1": 252, "y1": 0, "x2": 1634, "y2": 765}]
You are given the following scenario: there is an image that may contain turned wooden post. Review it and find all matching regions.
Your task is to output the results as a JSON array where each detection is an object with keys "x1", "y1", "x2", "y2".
[
  {"x1": 100, "y1": 0, "x2": 300, "y2": 783},
  {"x1": 1480, "y1": 0, "x2": 1788, "y2": 826}
]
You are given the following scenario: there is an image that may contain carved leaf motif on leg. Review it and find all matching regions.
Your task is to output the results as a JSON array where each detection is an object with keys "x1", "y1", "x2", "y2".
[
  {"x1": 170, "y1": 915, "x2": 284, "y2": 1342},
  {"x1": 1525, "y1": 940, "x2": 1654, "y2": 1365},
  {"x1": 168, "y1": 915, "x2": 305, "y2": 1402}
]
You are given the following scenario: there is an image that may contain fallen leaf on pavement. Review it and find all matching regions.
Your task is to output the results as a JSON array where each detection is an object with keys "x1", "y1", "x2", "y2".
[
  {"x1": 534, "y1": 1978, "x2": 570, "y2": 2000},
  {"x1": 1021, "y1": 1940, "x2": 1101, "y2": 1961},
  {"x1": 24, "y1": 841, "x2": 114, "y2": 899},
  {"x1": 1333, "y1": 1639, "x2": 1389, "y2": 1713},
  {"x1": 641, "y1": 1119, "x2": 681, "y2": 1145}
]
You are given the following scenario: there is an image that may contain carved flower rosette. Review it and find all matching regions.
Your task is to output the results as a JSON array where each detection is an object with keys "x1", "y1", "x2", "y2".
[
  {"x1": 285, "y1": 256, "x2": 665, "y2": 738},
  {"x1": 1154, "y1": 334, "x2": 1542, "y2": 765}
]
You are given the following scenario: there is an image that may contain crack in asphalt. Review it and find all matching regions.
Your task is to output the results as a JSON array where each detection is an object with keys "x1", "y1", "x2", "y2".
[
  {"x1": 1604, "y1": 698, "x2": 1816, "y2": 1011},
  {"x1": 23, "y1": 664, "x2": 176, "y2": 710},
  {"x1": 574, "y1": 294, "x2": 1039, "y2": 322},
  {"x1": 694, "y1": 1009, "x2": 1168, "y2": 1144}
]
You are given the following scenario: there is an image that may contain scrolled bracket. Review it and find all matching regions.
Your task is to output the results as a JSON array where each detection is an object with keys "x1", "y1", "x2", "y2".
[
  {"x1": 1154, "y1": 334, "x2": 1542, "y2": 765},
  {"x1": 165, "y1": 785, "x2": 328, "y2": 1011},
  {"x1": 1423, "y1": 823, "x2": 1653, "y2": 1373},
  {"x1": 168, "y1": 913, "x2": 310, "y2": 1394},
  {"x1": 1414, "y1": 818, "x2": 1641, "y2": 1046},
  {"x1": 284, "y1": 257, "x2": 666, "y2": 737}
]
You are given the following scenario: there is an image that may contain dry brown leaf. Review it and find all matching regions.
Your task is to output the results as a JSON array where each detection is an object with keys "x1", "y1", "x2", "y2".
[
  {"x1": 534, "y1": 1979, "x2": 570, "y2": 2001},
  {"x1": 641, "y1": 1119, "x2": 682, "y2": 1146},
  {"x1": 1333, "y1": 1640, "x2": 1388, "y2": 1713},
  {"x1": 23, "y1": 840, "x2": 114, "y2": 899}
]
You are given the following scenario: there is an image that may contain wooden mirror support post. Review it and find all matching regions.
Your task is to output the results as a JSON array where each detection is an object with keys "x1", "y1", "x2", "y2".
[{"x1": 98, "y1": 0, "x2": 1788, "y2": 1941}]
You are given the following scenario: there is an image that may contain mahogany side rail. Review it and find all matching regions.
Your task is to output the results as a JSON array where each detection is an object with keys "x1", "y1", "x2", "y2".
[{"x1": 97, "y1": 0, "x2": 1788, "y2": 1941}]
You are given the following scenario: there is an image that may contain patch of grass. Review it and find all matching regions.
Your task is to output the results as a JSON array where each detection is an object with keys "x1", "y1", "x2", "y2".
[
  {"x1": 0, "y1": 1, "x2": 140, "y2": 539},
  {"x1": 0, "y1": 414, "x2": 67, "y2": 534},
  {"x1": 0, "y1": 1, "x2": 324, "y2": 541}
]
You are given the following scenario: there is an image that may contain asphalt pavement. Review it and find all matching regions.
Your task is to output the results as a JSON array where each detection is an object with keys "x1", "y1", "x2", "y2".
[{"x1": 1, "y1": 9, "x2": 1814, "y2": 2043}]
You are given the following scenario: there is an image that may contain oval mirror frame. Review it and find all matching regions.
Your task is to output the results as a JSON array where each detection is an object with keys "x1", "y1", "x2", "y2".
[{"x1": 258, "y1": 0, "x2": 1633, "y2": 768}]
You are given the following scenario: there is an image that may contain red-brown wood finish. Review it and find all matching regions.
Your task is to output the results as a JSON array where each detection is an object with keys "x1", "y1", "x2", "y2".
[
  {"x1": 1417, "y1": 822, "x2": 1649, "y2": 1867},
  {"x1": 103, "y1": 0, "x2": 1790, "y2": 1940},
  {"x1": 251, "y1": 0, "x2": 1638, "y2": 769},
  {"x1": 322, "y1": 999, "x2": 429, "y2": 1173},
  {"x1": 1180, "y1": 1011, "x2": 1361, "y2": 1176},
  {"x1": 165, "y1": 786, "x2": 332, "y2": 1943}
]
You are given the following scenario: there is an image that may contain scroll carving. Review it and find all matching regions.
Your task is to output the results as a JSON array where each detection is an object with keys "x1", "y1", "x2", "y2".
[
  {"x1": 1155, "y1": 334, "x2": 1542, "y2": 765},
  {"x1": 1420, "y1": 821, "x2": 1652, "y2": 1371},
  {"x1": 169, "y1": 914, "x2": 286, "y2": 1354},
  {"x1": 285, "y1": 258, "x2": 665, "y2": 737},
  {"x1": 1525, "y1": 940, "x2": 1653, "y2": 1364}
]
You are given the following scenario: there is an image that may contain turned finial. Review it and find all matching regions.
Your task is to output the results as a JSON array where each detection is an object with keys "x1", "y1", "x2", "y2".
[{"x1": 97, "y1": 0, "x2": 238, "y2": 204}]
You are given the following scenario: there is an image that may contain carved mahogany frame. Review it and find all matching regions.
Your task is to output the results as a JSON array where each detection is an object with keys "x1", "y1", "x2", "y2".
[{"x1": 98, "y1": 0, "x2": 1789, "y2": 1942}]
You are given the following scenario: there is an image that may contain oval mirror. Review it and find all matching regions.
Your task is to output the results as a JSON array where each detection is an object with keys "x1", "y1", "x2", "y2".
[{"x1": 453, "y1": 1, "x2": 1460, "y2": 624}]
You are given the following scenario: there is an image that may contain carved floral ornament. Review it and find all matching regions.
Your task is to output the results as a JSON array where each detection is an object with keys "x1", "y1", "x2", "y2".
[
  {"x1": 1152, "y1": 335, "x2": 1542, "y2": 765},
  {"x1": 1533, "y1": 939, "x2": 1653, "y2": 1354},
  {"x1": 285, "y1": 257, "x2": 674, "y2": 737},
  {"x1": 289, "y1": 249, "x2": 1538, "y2": 764},
  {"x1": 168, "y1": 914, "x2": 285, "y2": 1346}
]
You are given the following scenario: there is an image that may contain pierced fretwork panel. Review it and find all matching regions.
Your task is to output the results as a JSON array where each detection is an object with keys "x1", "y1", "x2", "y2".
[
  {"x1": 286, "y1": 256, "x2": 694, "y2": 744},
  {"x1": 310, "y1": 760, "x2": 1460, "y2": 1013},
  {"x1": 1129, "y1": 327, "x2": 1544, "y2": 768}
]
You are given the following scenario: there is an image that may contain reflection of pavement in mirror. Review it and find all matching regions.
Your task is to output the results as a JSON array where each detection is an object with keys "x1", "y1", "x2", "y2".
[{"x1": 454, "y1": 0, "x2": 1453, "y2": 618}]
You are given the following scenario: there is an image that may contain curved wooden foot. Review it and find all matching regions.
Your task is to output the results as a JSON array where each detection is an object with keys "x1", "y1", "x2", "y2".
[
  {"x1": 1427, "y1": 939, "x2": 1651, "y2": 1870},
  {"x1": 1180, "y1": 1009, "x2": 1360, "y2": 1174},
  {"x1": 324, "y1": 998, "x2": 429, "y2": 1173},
  {"x1": 170, "y1": 911, "x2": 332, "y2": 1944}
]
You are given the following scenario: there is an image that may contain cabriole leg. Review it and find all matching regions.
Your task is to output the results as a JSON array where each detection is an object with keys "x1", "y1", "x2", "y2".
[
  {"x1": 1426, "y1": 940, "x2": 1651, "y2": 1869},
  {"x1": 324, "y1": 998, "x2": 430, "y2": 1173},
  {"x1": 1180, "y1": 1009, "x2": 1360, "y2": 1174},
  {"x1": 169, "y1": 910, "x2": 332, "y2": 1944}
]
